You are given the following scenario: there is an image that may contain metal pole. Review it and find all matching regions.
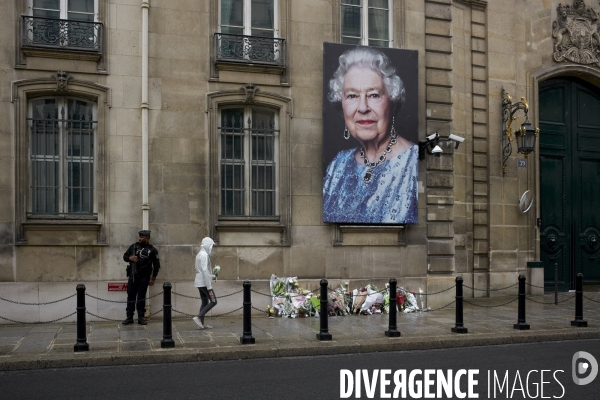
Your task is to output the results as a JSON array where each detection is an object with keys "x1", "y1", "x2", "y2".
[
  {"x1": 316, "y1": 279, "x2": 332, "y2": 341},
  {"x1": 554, "y1": 262, "x2": 558, "y2": 305},
  {"x1": 240, "y1": 281, "x2": 256, "y2": 344},
  {"x1": 514, "y1": 274, "x2": 530, "y2": 330},
  {"x1": 385, "y1": 278, "x2": 401, "y2": 337},
  {"x1": 451, "y1": 276, "x2": 468, "y2": 333},
  {"x1": 161, "y1": 282, "x2": 175, "y2": 348},
  {"x1": 571, "y1": 273, "x2": 587, "y2": 327},
  {"x1": 73, "y1": 284, "x2": 89, "y2": 352}
]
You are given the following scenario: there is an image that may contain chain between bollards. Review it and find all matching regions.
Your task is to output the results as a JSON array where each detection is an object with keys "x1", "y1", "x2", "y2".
[
  {"x1": 571, "y1": 273, "x2": 587, "y2": 327},
  {"x1": 240, "y1": 281, "x2": 255, "y2": 344},
  {"x1": 514, "y1": 274, "x2": 530, "y2": 330},
  {"x1": 74, "y1": 284, "x2": 89, "y2": 352},
  {"x1": 451, "y1": 276, "x2": 468, "y2": 334},
  {"x1": 316, "y1": 279, "x2": 332, "y2": 341},
  {"x1": 161, "y1": 282, "x2": 175, "y2": 348},
  {"x1": 385, "y1": 278, "x2": 401, "y2": 337}
]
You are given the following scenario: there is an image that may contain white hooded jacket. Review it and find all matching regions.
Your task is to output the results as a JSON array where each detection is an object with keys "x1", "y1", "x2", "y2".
[{"x1": 195, "y1": 237, "x2": 215, "y2": 289}]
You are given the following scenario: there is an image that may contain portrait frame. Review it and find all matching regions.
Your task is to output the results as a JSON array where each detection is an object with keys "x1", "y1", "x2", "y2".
[{"x1": 322, "y1": 42, "x2": 419, "y2": 225}]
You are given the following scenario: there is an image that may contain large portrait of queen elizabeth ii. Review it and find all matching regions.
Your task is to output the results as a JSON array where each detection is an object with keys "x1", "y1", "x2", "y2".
[{"x1": 322, "y1": 43, "x2": 419, "y2": 224}]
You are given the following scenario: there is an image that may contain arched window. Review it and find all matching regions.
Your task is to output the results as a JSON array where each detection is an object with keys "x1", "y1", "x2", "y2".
[
  {"x1": 207, "y1": 88, "x2": 291, "y2": 246},
  {"x1": 13, "y1": 77, "x2": 109, "y2": 245}
]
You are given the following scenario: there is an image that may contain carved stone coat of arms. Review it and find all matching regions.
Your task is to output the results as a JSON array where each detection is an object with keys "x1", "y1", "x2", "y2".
[{"x1": 552, "y1": 0, "x2": 600, "y2": 67}]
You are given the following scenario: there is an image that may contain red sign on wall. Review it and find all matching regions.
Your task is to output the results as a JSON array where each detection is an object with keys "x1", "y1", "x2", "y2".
[{"x1": 108, "y1": 283, "x2": 128, "y2": 291}]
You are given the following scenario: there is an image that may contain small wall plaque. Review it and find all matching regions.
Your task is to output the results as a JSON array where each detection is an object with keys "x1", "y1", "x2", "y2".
[{"x1": 108, "y1": 283, "x2": 128, "y2": 291}]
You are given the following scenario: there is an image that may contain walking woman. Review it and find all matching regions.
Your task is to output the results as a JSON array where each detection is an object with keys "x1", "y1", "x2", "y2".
[{"x1": 193, "y1": 237, "x2": 217, "y2": 329}]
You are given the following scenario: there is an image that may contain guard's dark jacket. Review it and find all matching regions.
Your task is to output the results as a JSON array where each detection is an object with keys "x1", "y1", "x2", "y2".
[{"x1": 123, "y1": 243, "x2": 161, "y2": 278}]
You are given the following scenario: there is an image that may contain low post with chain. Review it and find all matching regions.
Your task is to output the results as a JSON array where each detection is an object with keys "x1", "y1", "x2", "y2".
[
  {"x1": 74, "y1": 284, "x2": 89, "y2": 352},
  {"x1": 240, "y1": 281, "x2": 255, "y2": 344},
  {"x1": 385, "y1": 278, "x2": 401, "y2": 337},
  {"x1": 316, "y1": 279, "x2": 332, "y2": 341},
  {"x1": 554, "y1": 262, "x2": 558, "y2": 305},
  {"x1": 514, "y1": 275, "x2": 530, "y2": 330},
  {"x1": 571, "y1": 273, "x2": 587, "y2": 327},
  {"x1": 451, "y1": 277, "x2": 468, "y2": 333},
  {"x1": 161, "y1": 282, "x2": 175, "y2": 348}
]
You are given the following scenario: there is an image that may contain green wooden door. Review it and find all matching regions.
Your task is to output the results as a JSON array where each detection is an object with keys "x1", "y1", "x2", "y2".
[{"x1": 539, "y1": 77, "x2": 600, "y2": 290}]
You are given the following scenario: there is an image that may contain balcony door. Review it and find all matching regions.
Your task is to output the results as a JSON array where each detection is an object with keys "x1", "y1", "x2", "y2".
[
  {"x1": 218, "y1": 0, "x2": 281, "y2": 63},
  {"x1": 539, "y1": 77, "x2": 600, "y2": 290},
  {"x1": 31, "y1": 0, "x2": 95, "y2": 21},
  {"x1": 25, "y1": 0, "x2": 99, "y2": 51}
]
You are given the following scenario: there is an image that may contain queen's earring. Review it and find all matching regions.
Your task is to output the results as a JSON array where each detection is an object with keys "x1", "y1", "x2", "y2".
[
  {"x1": 343, "y1": 125, "x2": 350, "y2": 140},
  {"x1": 390, "y1": 117, "x2": 397, "y2": 138}
]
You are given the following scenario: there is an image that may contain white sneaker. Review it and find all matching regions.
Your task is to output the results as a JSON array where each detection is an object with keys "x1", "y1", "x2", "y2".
[
  {"x1": 192, "y1": 316, "x2": 204, "y2": 329},
  {"x1": 204, "y1": 324, "x2": 213, "y2": 329}
]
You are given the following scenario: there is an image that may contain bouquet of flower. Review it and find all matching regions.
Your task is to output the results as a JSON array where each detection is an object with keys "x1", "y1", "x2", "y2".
[
  {"x1": 270, "y1": 275, "x2": 286, "y2": 297},
  {"x1": 212, "y1": 265, "x2": 220, "y2": 280}
]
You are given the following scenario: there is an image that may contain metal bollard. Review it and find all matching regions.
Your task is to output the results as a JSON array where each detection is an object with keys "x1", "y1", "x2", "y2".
[
  {"x1": 74, "y1": 284, "x2": 89, "y2": 352},
  {"x1": 451, "y1": 277, "x2": 468, "y2": 333},
  {"x1": 514, "y1": 274, "x2": 530, "y2": 330},
  {"x1": 161, "y1": 282, "x2": 175, "y2": 348},
  {"x1": 385, "y1": 278, "x2": 401, "y2": 337},
  {"x1": 240, "y1": 281, "x2": 256, "y2": 344},
  {"x1": 554, "y1": 262, "x2": 558, "y2": 305},
  {"x1": 316, "y1": 279, "x2": 332, "y2": 341},
  {"x1": 571, "y1": 273, "x2": 587, "y2": 327}
]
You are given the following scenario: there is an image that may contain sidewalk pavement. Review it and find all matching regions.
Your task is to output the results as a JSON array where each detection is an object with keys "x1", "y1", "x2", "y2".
[{"x1": 1, "y1": 294, "x2": 600, "y2": 371}]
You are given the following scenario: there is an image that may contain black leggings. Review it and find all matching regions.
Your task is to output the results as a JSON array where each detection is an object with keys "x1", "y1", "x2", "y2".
[{"x1": 197, "y1": 287, "x2": 217, "y2": 322}]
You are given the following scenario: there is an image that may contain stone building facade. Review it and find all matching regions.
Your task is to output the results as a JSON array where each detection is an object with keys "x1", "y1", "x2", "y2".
[{"x1": 1, "y1": 0, "x2": 599, "y2": 322}]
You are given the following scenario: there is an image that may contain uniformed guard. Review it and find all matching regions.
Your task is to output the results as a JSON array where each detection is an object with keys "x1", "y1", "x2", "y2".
[{"x1": 122, "y1": 230, "x2": 161, "y2": 325}]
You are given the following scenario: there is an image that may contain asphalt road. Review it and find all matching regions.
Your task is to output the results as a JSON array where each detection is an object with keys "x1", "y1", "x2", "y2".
[{"x1": 2, "y1": 339, "x2": 599, "y2": 400}]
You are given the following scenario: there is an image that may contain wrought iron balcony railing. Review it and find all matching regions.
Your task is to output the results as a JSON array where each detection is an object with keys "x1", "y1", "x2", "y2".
[
  {"x1": 21, "y1": 16, "x2": 103, "y2": 53},
  {"x1": 215, "y1": 33, "x2": 285, "y2": 67}
]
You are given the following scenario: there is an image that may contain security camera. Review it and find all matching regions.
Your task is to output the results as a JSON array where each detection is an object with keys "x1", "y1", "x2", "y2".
[
  {"x1": 426, "y1": 132, "x2": 439, "y2": 141},
  {"x1": 431, "y1": 145, "x2": 443, "y2": 156},
  {"x1": 448, "y1": 133, "x2": 465, "y2": 149},
  {"x1": 448, "y1": 134, "x2": 465, "y2": 143}
]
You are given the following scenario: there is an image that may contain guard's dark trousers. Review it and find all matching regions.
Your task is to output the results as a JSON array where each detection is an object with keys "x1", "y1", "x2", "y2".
[{"x1": 126, "y1": 275, "x2": 151, "y2": 319}]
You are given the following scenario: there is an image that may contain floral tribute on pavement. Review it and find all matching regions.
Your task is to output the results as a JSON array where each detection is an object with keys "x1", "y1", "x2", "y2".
[{"x1": 267, "y1": 275, "x2": 424, "y2": 318}]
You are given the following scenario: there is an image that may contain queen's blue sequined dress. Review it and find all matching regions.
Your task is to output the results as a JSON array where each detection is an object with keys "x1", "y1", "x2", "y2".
[{"x1": 323, "y1": 144, "x2": 418, "y2": 224}]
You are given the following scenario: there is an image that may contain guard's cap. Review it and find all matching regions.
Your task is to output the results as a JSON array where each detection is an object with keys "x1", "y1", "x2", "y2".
[{"x1": 138, "y1": 230, "x2": 151, "y2": 237}]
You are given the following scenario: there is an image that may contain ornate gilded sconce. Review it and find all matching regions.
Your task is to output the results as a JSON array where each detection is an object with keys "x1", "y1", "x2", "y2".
[{"x1": 501, "y1": 88, "x2": 540, "y2": 175}]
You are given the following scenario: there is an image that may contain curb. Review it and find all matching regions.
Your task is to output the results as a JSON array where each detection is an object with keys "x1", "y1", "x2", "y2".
[{"x1": 2, "y1": 329, "x2": 599, "y2": 371}]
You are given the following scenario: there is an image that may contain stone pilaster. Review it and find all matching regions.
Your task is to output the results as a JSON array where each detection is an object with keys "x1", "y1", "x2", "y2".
[
  {"x1": 470, "y1": 2, "x2": 489, "y2": 297},
  {"x1": 425, "y1": 0, "x2": 455, "y2": 276}
]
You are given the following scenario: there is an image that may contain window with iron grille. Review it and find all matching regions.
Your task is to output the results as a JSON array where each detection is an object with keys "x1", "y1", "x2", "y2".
[
  {"x1": 27, "y1": 97, "x2": 96, "y2": 215},
  {"x1": 341, "y1": 0, "x2": 392, "y2": 47},
  {"x1": 219, "y1": 107, "x2": 279, "y2": 217}
]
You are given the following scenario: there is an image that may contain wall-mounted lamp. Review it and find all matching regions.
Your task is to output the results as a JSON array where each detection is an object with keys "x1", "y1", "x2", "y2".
[
  {"x1": 418, "y1": 131, "x2": 465, "y2": 160},
  {"x1": 501, "y1": 88, "x2": 539, "y2": 175}
]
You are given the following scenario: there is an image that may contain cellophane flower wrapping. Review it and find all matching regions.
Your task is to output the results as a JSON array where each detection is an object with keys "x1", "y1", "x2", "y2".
[
  {"x1": 267, "y1": 276, "x2": 421, "y2": 318},
  {"x1": 269, "y1": 275, "x2": 306, "y2": 317}
]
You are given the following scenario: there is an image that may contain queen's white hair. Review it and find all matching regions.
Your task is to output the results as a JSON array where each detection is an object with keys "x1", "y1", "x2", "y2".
[{"x1": 328, "y1": 47, "x2": 405, "y2": 106}]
